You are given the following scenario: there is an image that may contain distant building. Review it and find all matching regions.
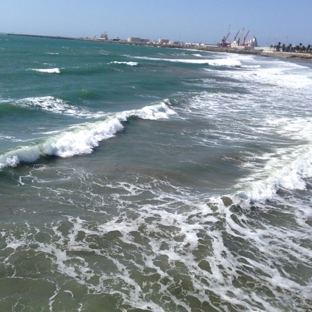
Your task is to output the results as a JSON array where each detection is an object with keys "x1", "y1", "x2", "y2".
[
  {"x1": 169, "y1": 40, "x2": 181, "y2": 45},
  {"x1": 100, "y1": 32, "x2": 108, "y2": 40},
  {"x1": 248, "y1": 37, "x2": 258, "y2": 47},
  {"x1": 158, "y1": 39, "x2": 169, "y2": 44},
  {"x1": 128, "y1": 37, "x2": 150, "y2": 44},
  {"x1": 128, "y1": 37, "x2": 141, "y2": 43},
  {"x1": 140, "y1": 38, "x2": 150, "y2": 44}
]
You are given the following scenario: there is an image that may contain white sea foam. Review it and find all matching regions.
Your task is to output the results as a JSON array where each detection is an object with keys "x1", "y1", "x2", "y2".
[
  {"x1": 30, "y1": 68, "x2": 61, "y2": 74},
  {"x1": 180, "y1": 56, "x2": 312, "y2": 204},
  {"x1": 15, "y1": 96, "x2": 105, "y2": 119},
  {"x1": 132, "y1": 56, "x2": 242, "y2": 67},
  {"x1": 0, "y1": 135, "x2": 16, "y2": 141},
  {"x1": 237, "y1": 117, "x2": 312, "y2": 202},
  {"x1": 248, "y1": 66, "x2": 312, "y2": 89},
  {"x1": 109, "y1": 61, "x2": 138, "y2": 66},
  {"x1": 214, "y1": 56, "x2": 312, "y2": 89},
  {"x1": 192, "y1": 53, "x2": 203, "y2": 57},
  {"x1": 0, "y1": 102, "x2": 176, "y2": 169},
  {"x1": 4, "y1": 177, "x2": 309, "y2": 311},
  {"x1": 116, "y1": 100, "x2": 176, "y2": 121}
]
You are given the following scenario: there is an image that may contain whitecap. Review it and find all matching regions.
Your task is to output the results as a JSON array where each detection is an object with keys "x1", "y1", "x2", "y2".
[
  {"x1": 109, "y1": 61, "x2": 138, "y2": 67},
  {"x1": 131, "y1": 56, "x2": 241, "y2": 67},
  {"x1": 30, "y1": 68, "x2": 60, "y2": 74},
  {"x1": 216, "y1": 57, "x2": 312, "y2": 89},
  {"x1": 15, "y1": 96, "x2": 105, "y2": 119},
  {"x1": 236, "y1": 117, "x2": 312, "y2": 203},
  {"x1": 192, "y1": 53, "x2": 203, "y2": 57}
]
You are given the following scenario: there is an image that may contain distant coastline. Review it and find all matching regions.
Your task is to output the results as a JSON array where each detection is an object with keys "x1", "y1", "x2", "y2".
[{"x1": 6, "y1": 33, "x2": 312, "y2": 62}]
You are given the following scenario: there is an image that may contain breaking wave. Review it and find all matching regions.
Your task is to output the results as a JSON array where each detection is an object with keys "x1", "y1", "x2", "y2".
[
  {"x1": 131, "y1": 56, "x2": 241, "y2": 67},
  {"x1": 236, "y1": 117, "x2": 312, "y2": 203},
  {"x1": 0, "y1": 102, "x2": 176, "y2": 170}
]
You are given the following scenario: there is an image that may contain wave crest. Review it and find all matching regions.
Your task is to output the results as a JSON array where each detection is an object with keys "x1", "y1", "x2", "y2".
[
  {"x1": 30, "y1": 68, "x2": 60, "y2": 74},
  {"x1": 0, "y1": 102, "x2": 176, "y2": 169},
  {"x1": 109, "y1": 61, "x2": 138, "y2": 67},
  {"x1": 132, "y1": 56, "x2": 241, "y2": 67}
]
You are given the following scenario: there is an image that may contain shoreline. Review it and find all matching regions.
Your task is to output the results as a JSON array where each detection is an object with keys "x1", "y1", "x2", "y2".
[{"x1": 6, "y1": 33, "x2": 312, "y2": 62}]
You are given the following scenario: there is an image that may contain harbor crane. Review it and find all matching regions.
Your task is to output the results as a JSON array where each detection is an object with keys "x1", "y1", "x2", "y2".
[
  {"x1": 241, "y1": 30, "x2": 250, "y2": 46},
  {"x1": 233, "y1": 30, "x2": 240, "y2": 42},
  {"x1": 217, "y1": 25, "x2": 231, "y2": 47}
]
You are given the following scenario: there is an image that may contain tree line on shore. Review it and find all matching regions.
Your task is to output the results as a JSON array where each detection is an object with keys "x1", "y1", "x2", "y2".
[{"x1": 271, "y1": 42, "x2": 311, "y2": 53}]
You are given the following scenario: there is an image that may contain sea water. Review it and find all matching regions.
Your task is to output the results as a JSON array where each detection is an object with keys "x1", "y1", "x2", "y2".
[{"x1": 0, "y1": 34, "x2": 311, "y2": 312}]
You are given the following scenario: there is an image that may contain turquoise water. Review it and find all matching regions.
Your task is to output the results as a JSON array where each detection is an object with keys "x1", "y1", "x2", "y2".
[{"x1": 1, "y1": 34, "x2": 312, "y2": 311}]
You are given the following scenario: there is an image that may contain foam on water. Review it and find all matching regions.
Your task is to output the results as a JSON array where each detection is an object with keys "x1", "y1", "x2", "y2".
[
  {"x1": 30, "y1": 68, "x2": 61, "y2": 74},
  {"x1": 1, "y1": 173, "x2": 311, "y2": 311},
  {"x1": 15, "y1": 96, "x2": 106, "y2": 118},
  {"x1": 237, "y1": 116, "x2": 312, "y2": 202},
  {"x1": 109, "y1": 61, "x2": 138, "y2": 66},
  {"x1": 212, "y1": 56, "x2": 312, "y2": 89},
  {"x1": 132, "y1": 55, "x2": 242, "y2": 67},
  {"x1": 0, "y1": 102, "x2": 176, "y2": 170},
  {"x1": 175, "y1": 54, "x2": 312, "y2": 205},
  {"x1": 0, "y1": 135, "x2": 19, "y2": 141},
  {"x1": 180, "y1": 99, "x2": 312, "y2": 204},
  {"x1": 192, "y1": 54, "x2": 203, "y2": 57}
]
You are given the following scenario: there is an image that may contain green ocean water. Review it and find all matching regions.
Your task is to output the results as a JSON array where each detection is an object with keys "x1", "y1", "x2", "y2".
[{"x1": 0, "y1": 34, "x2": 312, "y2": 311}]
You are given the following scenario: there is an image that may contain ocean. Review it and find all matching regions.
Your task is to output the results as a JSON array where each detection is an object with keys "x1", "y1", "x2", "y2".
[{"x1": 0, "y1": 33, "x2": 311, "y2": 312}]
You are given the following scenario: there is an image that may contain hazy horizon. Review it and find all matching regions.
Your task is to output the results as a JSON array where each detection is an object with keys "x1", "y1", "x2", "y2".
[{"x1": 1, "y1": 0, "x2": 312, "y2": 46}]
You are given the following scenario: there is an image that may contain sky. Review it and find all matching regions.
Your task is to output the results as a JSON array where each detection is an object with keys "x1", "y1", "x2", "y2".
[{"x1": 1, "y1": 0, "x2": 312, "y2": 46}]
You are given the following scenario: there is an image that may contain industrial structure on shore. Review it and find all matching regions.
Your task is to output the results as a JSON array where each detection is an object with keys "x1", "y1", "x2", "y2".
[
  {"x1": 127, "y1": 37, "x2": 181, "y2": 45},
  {"x1": 7, "y1": 31, "x2": 312, "y2": 59},
  {"x1": 217, "y1": 27, "x2": 258, "y2": 48},
  {"x1": 95, "y1": 29, "x2": 259, "y2": 49},
  {"x1": 91, "y1": 32, "x2": 182, "y2": 46}
]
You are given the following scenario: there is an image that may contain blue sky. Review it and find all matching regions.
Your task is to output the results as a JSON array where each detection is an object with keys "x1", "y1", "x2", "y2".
[{"x1": 1, "y1": 0, "x2": 312, "y2": 46}]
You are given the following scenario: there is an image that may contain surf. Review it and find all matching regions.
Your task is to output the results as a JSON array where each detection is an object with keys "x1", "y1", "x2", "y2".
[
  {"x1": 131, "y1": 55, "x2": 242, "y2": 67},
  {"x1": 0, "y1": 102, "x2": 176, "y2": 170}
]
